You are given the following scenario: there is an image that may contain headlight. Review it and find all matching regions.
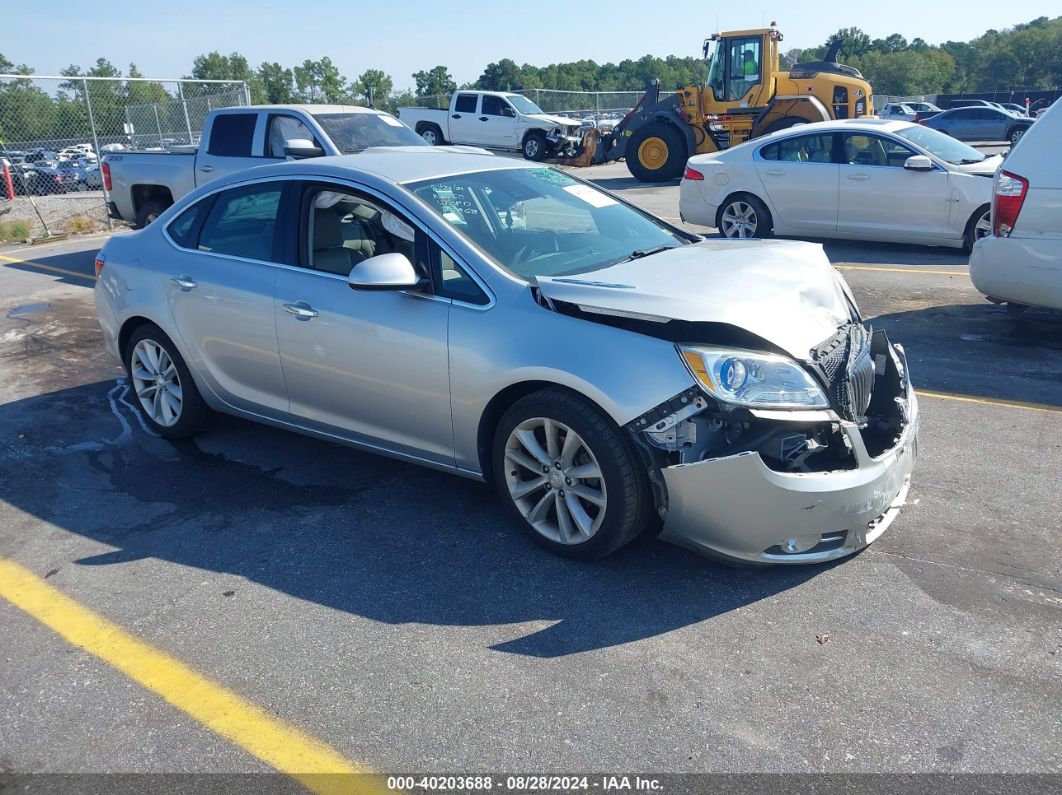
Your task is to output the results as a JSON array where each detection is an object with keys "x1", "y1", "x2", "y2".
[{"x1": 679, "y1": 346, "x2": 828, "y2": 409}]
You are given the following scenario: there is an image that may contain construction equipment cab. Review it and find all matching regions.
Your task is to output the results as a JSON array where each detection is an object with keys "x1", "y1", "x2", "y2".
[{"x1": 594, "y1": 24, "x2": 874, "y2": 181}]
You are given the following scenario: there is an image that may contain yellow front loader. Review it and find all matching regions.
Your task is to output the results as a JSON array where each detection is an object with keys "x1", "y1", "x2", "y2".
[{"x1": 585, "y1": 24, "x2": 874, "y2": 181}]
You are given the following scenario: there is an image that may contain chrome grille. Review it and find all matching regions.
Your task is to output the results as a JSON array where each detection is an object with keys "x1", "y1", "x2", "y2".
[
  {"x1": 811, "y1": 324, "x2": 875, "y2": 423},
  {"x1": 846, "y1": 339, "x2": 875, "y2": 422}
]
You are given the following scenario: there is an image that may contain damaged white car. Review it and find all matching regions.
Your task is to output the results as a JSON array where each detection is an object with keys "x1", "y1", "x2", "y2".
[{"x1": 94, "y1": 148, "x2": 918, "y2": 564}]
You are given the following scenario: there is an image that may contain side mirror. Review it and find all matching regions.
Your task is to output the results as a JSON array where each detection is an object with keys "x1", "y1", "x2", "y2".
[
  {"x1": 903, "y1": 155, "x2": 934, "y2": 171},
  {"x1": 502, "y1": 107, "x2": 516, "y2": 118},
  {"x1": 283, "y1": 138, "x2": 324, "y2": 159},
  {"x1": 348, "y1": 253, "x2": 423, "y2": 291}
]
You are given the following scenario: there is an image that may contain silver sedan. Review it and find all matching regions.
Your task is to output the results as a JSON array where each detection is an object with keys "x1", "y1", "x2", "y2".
[{"x1": 94, "y1": 149, "x2": 918, "y2": 564}]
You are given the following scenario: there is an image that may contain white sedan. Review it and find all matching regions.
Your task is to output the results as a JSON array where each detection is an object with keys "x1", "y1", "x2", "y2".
[{"x1": 680, "y1": 119, "x2": 999, "y2": 252}]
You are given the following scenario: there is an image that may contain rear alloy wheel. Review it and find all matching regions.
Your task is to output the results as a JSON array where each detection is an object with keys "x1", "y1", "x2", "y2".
[
  {"x1": 126, "y1": 324, "x2": 212, "y2": 439},
  {"x1": 718, "y1": 195, "x2": 772, "y2": 239},
  {"x1": 963, "y1": 204, "x2": 991, "y2": 254},
  {"x1": 493, "y1": 390, "x2": 650, "y2": 559}
]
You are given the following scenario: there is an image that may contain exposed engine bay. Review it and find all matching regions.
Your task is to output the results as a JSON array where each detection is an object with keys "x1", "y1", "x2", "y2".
[{"x1": 623, "y1": 324, "x2": 912, "y2": 516}]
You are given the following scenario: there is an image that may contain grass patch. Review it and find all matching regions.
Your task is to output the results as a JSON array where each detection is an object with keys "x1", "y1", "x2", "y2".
[
  {"x1": 64, "y1": 215, "x2": 96, "y2": 234},
  {"x1": 0, "y1": 219, "x2": 32, "y2": 243}
]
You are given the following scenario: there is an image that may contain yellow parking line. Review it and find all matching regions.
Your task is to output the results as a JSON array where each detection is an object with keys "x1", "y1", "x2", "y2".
[
  {"x1": 0, "y1": 559, "x2": 383, "y2": 795},
  {"x1": 0, "y1": 252, "x2": 96, "y2": 282},
  {"x1": 835, "y1": 264, "x2": 969, "y2": 276},
  {"x1": 918, "y1": 389, "x2": 1062, "y2": 414}
]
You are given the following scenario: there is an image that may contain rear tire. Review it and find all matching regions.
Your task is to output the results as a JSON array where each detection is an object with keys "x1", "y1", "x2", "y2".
[
  {"x1": 135, "y1": 200, "x2": 166, "y2": 229},
  {"x1": 717, "y1": 194, "x2": 773, "y2": 239},
  {"x1": 626, "y1": 122, "x2": 687, "y2": 182},
  {"x1": 417, "y1": 123, "x2": 444, "y2": 146},
  {"x1": 125, "y1": 323, "x2": 213, "y2": 440},
  {"x1": 962, "y1": 204, "x2": 991, "y2": 254},
  {"x1": 492, "y1": 389, "x2": 651, "y2": 560}
]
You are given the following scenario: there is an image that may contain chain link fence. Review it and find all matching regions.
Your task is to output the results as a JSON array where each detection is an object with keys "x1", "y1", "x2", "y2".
[{"x1": 0, "y1": 75, "x2": 248, "y2": 242}]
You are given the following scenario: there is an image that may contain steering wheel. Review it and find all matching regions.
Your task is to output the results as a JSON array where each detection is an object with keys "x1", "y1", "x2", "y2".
[{"x1": 515, "y1": 232, "x2": 561, "y2": 266}]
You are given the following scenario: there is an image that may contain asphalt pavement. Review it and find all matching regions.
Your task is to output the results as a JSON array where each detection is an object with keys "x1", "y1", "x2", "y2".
[{"x1": 0, "y1": 161, "x2": 1059, "y2": 787}]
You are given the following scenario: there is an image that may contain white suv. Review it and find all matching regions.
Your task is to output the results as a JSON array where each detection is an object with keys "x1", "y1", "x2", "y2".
[{"x1": 969, "y1": 101, "x2": 1062, "y2": 310}]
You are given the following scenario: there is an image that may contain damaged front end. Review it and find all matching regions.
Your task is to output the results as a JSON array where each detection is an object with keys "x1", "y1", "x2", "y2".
[{"x1": 626, "y1": 324, "x2": 918, "y2": 564}]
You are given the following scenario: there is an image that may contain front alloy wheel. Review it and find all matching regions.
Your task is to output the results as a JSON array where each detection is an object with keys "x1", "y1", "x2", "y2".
[
  {"x1": 493, "y1": 389, "x2": 651, "y2": 559},
  {"x1": 504, "y1": 418, "x2": 607, "y2": 545}
]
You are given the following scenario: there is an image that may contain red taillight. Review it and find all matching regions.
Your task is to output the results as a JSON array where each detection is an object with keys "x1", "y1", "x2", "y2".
[
  {"x1": 992, "y1": 170, "x2": 1028, "y2": 237},
  {"x1": 683, "y1": 166, "x2": 705, "y2": 181},
  {"x1": 94, "y1": 251, "x2": 105, "y2": 277},
  {"x1": 102, "y1": 161, "x2": 112, "y2": 191}
]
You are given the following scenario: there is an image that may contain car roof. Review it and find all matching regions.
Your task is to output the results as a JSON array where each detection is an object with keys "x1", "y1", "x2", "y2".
[
  {"x1": 213, "y1": 104, "x2": 386, "y2": 116},
  {"x1": 760, "y1": 118, "x2": 913, "y2": 136},
  {"x1": 208, "y1": 147, "x2": 539, "y2": 187}
]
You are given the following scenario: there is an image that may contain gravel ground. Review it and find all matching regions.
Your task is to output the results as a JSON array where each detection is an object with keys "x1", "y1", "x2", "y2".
[{"x1": 0, "y1": 192, "x2": 119, "y2": 240}]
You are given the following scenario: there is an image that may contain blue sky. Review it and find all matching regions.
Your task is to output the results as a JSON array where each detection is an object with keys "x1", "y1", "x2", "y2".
[{"x1": 4, "y1": 2, "x2": 1058, "y2": 90}]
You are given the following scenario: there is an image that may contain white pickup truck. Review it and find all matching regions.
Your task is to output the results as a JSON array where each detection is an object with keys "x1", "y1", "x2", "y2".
[
  {"x1": 103, "y1": 104, "x2": 426, "y2": 227},
  {"x1": 398, "y1": 91, "x2": 583, "y2": 161}
]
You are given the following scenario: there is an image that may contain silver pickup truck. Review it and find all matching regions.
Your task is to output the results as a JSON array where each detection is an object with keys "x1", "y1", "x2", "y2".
[{"x1": 103, "y1": 104, "x2": 426, "y2": 227}]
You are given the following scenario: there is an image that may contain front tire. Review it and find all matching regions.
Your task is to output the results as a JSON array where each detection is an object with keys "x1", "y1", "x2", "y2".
[
  {"x1": 717, "y1": 194, "x2": 772, "y2": 239},
  {"x1": 963, "y1": 204, "x2": 991, "y2": 254},
  {"x1": 125, "y1": 323, "x2": 213, "y2": 440},
  {"x1": 1007, "y1": 127, "x2": 1026, "y2": 146},
  {"x1": 522, "y1": 131, "x2": 548, "y2": 161},
  {"x1": 626, "y1": 122, "x2": 687, "y2": 182},
  {"x1": 492, "y1": 389, "x2": 651, "y2": 560}
]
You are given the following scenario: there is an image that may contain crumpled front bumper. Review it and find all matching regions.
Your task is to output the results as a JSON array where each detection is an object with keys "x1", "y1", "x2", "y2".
[{"x1": 658, "y1": 370, "x2": 919, "y2": 565}]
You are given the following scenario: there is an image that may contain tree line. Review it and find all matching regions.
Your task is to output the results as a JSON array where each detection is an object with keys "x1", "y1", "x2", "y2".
[{"x1": 2, "y1": 16, "x2": 1059, "y2": 147}]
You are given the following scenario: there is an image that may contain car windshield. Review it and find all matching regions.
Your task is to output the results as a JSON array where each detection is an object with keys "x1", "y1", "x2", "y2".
[
  {"x1": 506, "y1": 95, "x2": 545, "y2": 115},
  {"x1": 406, "y1": 167, "x2": 689, "y2": 280},
  {"x1": 894, "y1": 125, "x2": 988, "y2": 164},
  {"x1": 311, "y1": 112, "x2": 427, "y2": 153}
]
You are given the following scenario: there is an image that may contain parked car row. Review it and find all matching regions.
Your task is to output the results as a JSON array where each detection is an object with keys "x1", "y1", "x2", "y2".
[{"x1": 2, "y1": 154, "x2": 103, "y2": 195}]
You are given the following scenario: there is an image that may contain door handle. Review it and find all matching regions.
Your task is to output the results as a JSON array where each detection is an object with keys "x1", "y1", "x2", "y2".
[
  {"x1": 479, "y1": 116, "x2": 489, "y2": 121},
  {"x1": 199, "y1": 165, "x2": 214, "y2": 173},
  {"x1": 282, "y1": 302, "x2": 318, "y2": 320},
  {"x1": 847, "y1": 174, "x2": 871, "y2": 181},
  {"x1": 452, "y1": 114, "x2": 461, "y2": 119},
  {"x1": 763, "y1": 169, "x2": 785, "y2": 176},
  {"x1": 170, "y1": 276, "x2": 197, "y2": 290}
]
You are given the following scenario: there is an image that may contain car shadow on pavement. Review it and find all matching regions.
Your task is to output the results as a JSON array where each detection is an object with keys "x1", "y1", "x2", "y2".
[
  {"x1": 1, "y1": 249, "x2": 100, "y2": 284},
  {"x1": 871, "y1": 301, "x2": 1062, "y2": 406},
  {"x1": 819, "y1": 239, "x2": 970, "y2": 267},
  {"x1": 0, "y1": 378, "x2": 828, "y2": 658}
]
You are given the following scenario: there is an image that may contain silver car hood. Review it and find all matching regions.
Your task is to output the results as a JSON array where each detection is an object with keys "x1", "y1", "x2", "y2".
[{"x1": 536, "y1": 239, "x2": 852, "y2": 360}]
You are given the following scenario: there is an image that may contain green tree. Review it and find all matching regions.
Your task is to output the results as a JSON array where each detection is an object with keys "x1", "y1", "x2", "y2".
[
  {"x1": 294, "y1": 57, "x2": 349, "y2": 103},
  {"x1": 355, "y1": 68, "x2": 393, "y2": 108},
  {"x1": 412, "y1": 66, "x2": 456, "y2": 98},
  {"x1": 257, "y1": 62, "x2": 296, "y2": 104}
]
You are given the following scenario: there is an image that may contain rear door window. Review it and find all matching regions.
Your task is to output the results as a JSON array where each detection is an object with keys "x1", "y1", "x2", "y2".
[
  {"x1": 197, "y1": 183, "x2": 285, "y2": 261},
  {"x1": 760, "y1": 134, "x2": 835, "y2": 163},
  {"x1": 454, "y1": 94, "x2": 478, "y2": 114},
  {"x1": 207, "y1": 113, "x2": 257, "y2": 157}
]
